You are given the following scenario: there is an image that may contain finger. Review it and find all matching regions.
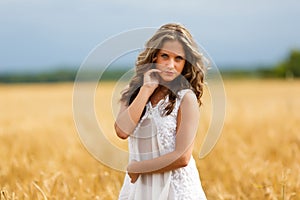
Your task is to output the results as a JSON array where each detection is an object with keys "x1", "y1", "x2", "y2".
[{"x1": 145, "y1": 69, "x2": 162, "y2": 75}]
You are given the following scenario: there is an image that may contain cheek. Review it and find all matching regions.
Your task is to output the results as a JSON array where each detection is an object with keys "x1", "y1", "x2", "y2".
[
  {"x1": 155, "y1": 64, "x2": 161, "y2": 70},
  {"x1": 175, "y1": 62, "x2": 185, "y2": 73},
  {"x1": 155, "y1": 61, "x2": 164, "y2": 70}
]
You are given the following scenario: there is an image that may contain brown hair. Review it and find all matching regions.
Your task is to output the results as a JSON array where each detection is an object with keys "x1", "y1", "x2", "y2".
[{"x1": 120, "y1": 23, "x2": 207, "y2": 116}]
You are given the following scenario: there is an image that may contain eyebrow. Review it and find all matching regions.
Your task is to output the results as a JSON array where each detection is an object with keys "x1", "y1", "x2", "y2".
[{"x1": 159, "y1": 50, "x2": 185, "y2": 58}]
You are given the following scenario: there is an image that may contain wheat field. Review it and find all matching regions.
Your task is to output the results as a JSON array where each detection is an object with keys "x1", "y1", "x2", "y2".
[{"x1": 0, "y1": 79, "x2": 299, "y2": 200}]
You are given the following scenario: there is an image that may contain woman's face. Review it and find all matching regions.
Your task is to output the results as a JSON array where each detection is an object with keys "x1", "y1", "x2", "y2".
[{"x1": 155, "y1": 40, "x2": 186, "y2": 83}]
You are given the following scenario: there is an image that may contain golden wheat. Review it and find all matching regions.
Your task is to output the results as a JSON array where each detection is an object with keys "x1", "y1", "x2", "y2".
[{"x1": 0, "y1": 80, "x2": 299, "y2": 199}]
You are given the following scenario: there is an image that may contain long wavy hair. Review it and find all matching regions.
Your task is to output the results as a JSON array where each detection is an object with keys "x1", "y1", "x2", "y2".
[{"x1": 120, "y1": 23, "x2": 207, "y2": 116}]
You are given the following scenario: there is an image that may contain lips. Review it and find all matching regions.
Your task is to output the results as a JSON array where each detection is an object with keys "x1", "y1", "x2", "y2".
[{"x1": 163, "y1": 71, "x2": 175, "y2": 76}]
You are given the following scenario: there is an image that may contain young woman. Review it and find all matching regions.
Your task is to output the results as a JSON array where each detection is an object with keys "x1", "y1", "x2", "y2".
[{"x1": 115, "y1": 23, "x2": 207, "y2": 200}]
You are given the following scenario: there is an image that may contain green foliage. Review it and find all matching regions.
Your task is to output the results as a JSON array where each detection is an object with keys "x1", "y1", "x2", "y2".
[
  {"x1": 220, "y1": 69, "x2": 260, "y2": 79},
  {"x1": 255, "y1": 49, "x2": 300, "y2": 78},
  {"x1": 215, "y1": 49, "x2": 300, "y2": 79},
  {"x1": 276, "y1": 49, "x2": 300, "y2": 78},
  {"x1": 0, "y1": 70, "x2": 77, "y2": 83},
  {"x1": 1, "y1": 49, "x2": 299, "y2": 83},
  {"x1": 0, "y1": 69, "x2": 130, "y2": 83},
  {"x1": 289, "y1": 49, "x2": 300, "y2": 76}
]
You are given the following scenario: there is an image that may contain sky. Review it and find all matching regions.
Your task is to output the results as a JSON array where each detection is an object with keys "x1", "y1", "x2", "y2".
[{"x1": 1, "y1": 0, "x2": 300, "y2": 73}]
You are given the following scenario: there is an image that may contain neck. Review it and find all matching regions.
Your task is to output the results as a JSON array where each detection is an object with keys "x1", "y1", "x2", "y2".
[
  {"x1": 150, "y1": 86, "x2": 169, "y2": 104},
  {"x1": 155, "y1": 85, "x2": 169, "y2": 94}
]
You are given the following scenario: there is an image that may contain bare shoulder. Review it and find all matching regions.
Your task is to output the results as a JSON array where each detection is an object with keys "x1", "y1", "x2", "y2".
[
  {"x1": 178, "y1": 90, "x2": 199, "y2": 118},
  {"x1": 181, "y1": 90, "x2": 198, "y2": 107},
  {"x1": 177, "y1": 90, "x2": 199, "y2": 129}
]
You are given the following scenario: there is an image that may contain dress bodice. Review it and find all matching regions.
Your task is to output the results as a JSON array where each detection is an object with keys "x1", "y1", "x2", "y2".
[
  {"x1": 129, "y1": 89, "x2": 191, "y2": 161},
  {"x1": 119, "y1": 89, "x2": 207, "y2": 200}
]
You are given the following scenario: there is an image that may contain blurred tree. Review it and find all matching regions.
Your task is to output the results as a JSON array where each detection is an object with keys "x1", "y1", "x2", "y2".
[{"x1": 275, "y1": 49, "x2": 300, "y2": 78}]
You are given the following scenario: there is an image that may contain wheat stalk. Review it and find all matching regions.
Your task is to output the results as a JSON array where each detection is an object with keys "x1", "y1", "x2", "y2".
[{"x1": 32, "y1": 182, "x2": 48, "y2": 200}]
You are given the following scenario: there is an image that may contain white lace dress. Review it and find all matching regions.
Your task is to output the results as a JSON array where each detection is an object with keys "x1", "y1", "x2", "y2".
[{"x1": 118, "y1": 89, "x2": 207, "y2": 200}]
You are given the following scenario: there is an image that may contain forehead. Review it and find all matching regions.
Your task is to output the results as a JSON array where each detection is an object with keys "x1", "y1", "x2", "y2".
[{"x1": 159, "y1": 40, "x2": 185, "y2": 57}]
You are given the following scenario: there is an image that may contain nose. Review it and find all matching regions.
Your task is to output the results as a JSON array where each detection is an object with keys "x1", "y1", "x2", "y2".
[{"x1": 166, "y1": 58, "x2": 175, "y2": 69}]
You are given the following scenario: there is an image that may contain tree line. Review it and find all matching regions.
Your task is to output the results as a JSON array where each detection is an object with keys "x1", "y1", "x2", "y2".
[
  {"x1": 0, "y1": 49, "x2": 299, "y2": 83},
  {"x1": 0, "y1": 69, "x2": 129, "y2": 83}
]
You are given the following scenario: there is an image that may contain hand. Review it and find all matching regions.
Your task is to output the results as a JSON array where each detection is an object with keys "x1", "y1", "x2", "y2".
[
  {"x1": 143, "y1": 69, "x2": 161, "y2": 94},
  {"x1": 128, "y1": 172, "x2": 140, "y2": 183},
  {"x1": 127, "y1": 160, "x2": 140, "y2": 183}
]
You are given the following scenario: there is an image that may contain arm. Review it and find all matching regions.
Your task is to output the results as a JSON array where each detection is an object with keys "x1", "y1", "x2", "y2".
[
  {"x1": 114, "y1": 86, "x2": 153, "y2": 139},
  {"x1": 114, "y1": 69, "x2": 161, "y2": 139},
  {"x1": 127, "y1": 91, "x2": 200, "y2": 174}
]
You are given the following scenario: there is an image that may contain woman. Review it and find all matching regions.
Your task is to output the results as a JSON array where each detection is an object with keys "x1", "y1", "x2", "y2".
[{"x1": 115, "y1": 23, "x2": 207, "y2": 200}]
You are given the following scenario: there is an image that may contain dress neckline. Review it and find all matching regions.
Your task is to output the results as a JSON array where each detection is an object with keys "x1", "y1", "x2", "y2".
[{"x1": 149, "y1": 98, "x2": 165, "y2": 109}]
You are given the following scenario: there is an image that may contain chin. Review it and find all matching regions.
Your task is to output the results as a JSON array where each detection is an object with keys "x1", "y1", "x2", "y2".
[{"x1": 160, "y1": 76, "x2": 177, "y2": 83}]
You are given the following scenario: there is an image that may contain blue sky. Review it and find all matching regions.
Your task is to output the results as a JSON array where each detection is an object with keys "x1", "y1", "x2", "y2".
[{"x1": 1, "y1": 0, "x2": 300, "y2": 73}]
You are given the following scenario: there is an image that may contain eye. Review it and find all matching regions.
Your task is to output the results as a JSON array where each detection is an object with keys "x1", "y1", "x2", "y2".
[
  {"x1": 175, "y1": 56, "x2": 184, "y2": 62},
  {"x1": 161, "y1": 53, "x2": 169, "y2": 59}
]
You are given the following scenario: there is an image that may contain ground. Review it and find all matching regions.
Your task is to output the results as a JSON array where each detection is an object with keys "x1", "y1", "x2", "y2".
[{"x1": 0, "y1": 79, "x2": 299, "y2": 199}]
